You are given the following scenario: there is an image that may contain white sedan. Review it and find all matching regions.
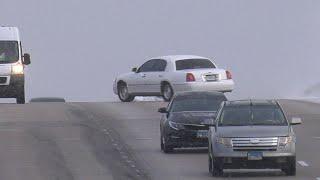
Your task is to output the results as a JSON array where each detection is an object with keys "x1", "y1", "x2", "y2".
[{"x1": 113, "y1": 55, "x2": 234, "y2": 102}]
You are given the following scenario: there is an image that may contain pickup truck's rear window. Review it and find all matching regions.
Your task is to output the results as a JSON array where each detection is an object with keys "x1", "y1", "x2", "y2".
[{"x1": 175, "y1": 59, "x2": 215, "y2": 70}]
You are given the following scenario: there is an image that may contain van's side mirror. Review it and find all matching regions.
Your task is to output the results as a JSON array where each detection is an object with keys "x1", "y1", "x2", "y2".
[
  {"x1": 290, "y1": 117, "x2": 302, "y2": 125},
  {"x1": 132, "y1": 67, "x2": 137, "y2": 72},
  {"x1": 23, "y1": 53, "x2": 31, "y2": 65},
  {"x1": 158, "y1": 107, "x2": 168, "y2": 113}
]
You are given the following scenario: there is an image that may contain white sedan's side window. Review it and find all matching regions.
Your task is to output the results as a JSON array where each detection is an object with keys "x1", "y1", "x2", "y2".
[
  {"x1": 153, "y1": 59, "x2": 167, "y2": 72},
  {"x1": 138, "y1": 60, "x2": 156, "y2": 72},
  {"x1": 138, "y1": 59, "x2": 167, "y2": 72}
]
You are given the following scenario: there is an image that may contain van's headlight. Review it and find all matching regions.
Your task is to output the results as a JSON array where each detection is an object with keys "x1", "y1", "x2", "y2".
[
  {"x1": 169, "y1": 121, "x2": 184, "y2": 130},
  {"x1": 12, "y1": 64, "x2": 24, "y2": 74},
  {"x1": 216, "y1": 137, "x2": 233, "y2": 147},
  {"x1": 279, "y1": 136, "x2": 293, "y2": 146}
]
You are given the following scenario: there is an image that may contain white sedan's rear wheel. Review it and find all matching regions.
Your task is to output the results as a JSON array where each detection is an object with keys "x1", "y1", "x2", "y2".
[
  {"x1": 118, "y1": 83, "x2": 134, "y2": 102},
  {"x1": 162, "y1": 83, "x2": 173, "y2": 102}
]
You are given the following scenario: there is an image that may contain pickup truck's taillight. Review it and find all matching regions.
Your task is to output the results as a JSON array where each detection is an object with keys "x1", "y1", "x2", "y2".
[
  {"x1": 186, "y1": 73, "x2": 195, "y2": 82},
  {"x1": 226, "y1": 70, "x2": 232, "y2": 79}
]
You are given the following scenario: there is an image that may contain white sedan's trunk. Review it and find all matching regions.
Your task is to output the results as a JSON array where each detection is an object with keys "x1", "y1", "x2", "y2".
[{"x1": 177, "y1": 68, "x2": 228, "y2": 82}]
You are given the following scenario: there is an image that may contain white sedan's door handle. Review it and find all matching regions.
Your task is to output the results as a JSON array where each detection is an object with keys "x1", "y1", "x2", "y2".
[
  {"x1": 141, "y1": 74, "x2": 146, "y2": 78},
  {"x1": 158, "y1": 75, "x2": 163, "y2": 78}
]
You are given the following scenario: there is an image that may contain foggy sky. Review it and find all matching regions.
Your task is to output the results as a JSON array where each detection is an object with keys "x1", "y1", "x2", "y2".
[{"x1": 1, "y1": 0, "x2": 319, "y2": 101}]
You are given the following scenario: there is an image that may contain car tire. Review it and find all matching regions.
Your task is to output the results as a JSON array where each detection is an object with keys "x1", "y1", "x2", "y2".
[
  {"x1": 161, "y1": 135, "x2": 173, "y2": 153},
  {"x1": 282, "y1": 157, "x2": 296, "y2": 176},
  {"x1": 209, "y1": 152, "x2": 223, "y2": 177},
  {"x1": 162, "y1": 83, "x2": 173, "y2": 102},
  {"x1": 117, "y1": 83, "x2": 135, "y2": 102},
  {"x1": 160, "y1": 130, "x2": 164, "y2": 151},
  {"x1": 16, "y1": 87, "x2": 25, "y2": 104}
]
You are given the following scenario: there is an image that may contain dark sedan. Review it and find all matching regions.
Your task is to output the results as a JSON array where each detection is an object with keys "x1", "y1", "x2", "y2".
[{"x1": 159, "y1": 91, "x2": 227, "y2": 153}]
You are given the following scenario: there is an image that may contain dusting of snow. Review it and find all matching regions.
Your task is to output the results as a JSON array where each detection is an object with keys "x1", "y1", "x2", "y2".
[{"x1": 134, "y1": 96, "x2": 164, "y2": 102}]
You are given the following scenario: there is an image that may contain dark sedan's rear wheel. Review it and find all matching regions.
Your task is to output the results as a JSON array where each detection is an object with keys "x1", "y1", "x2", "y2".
[
  {"x1": 118, "y1": 82, "x2": 135, "y2": 102},
  {"x1": 161, "y1": 83, "x2": 173, "y2": 102},
  {"x1": 161, "y1": 135, "x2": 173, "y2": 153},
  {"x1": 208, "y1": 152, "x2": 223, "y2": 177},
  {"x1": 282, "y1": 157, "x2": 296, "y2": 176}
]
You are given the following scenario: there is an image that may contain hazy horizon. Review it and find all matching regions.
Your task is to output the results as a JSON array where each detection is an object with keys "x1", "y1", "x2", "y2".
[{"x1": 1, "y1": 0, "x2": 319, "y2": 102}]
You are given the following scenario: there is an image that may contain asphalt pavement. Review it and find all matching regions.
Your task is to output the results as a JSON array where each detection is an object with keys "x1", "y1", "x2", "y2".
[{"x1": 0, "y1": 99, "x2": 318, "y2": 180}]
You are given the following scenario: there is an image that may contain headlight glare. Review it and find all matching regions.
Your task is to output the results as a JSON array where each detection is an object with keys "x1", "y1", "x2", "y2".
[{"x1": 12, "y1": 64, "x2": 24, "y2": 74}]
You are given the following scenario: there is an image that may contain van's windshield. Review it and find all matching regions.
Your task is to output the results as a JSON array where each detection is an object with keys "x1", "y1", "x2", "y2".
[{"x1": 0, "y1": 41, "x2": 19, "y2": 63}]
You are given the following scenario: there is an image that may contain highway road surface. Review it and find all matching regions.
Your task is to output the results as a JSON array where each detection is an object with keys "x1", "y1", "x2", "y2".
[{"x1": 0, "y1": 99, "x2": 318, "y2": 180}]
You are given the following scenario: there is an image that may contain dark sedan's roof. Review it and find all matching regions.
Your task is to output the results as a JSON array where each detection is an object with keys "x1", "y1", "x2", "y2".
[
  {"x1": 225, "y1": 99, "x2": 278, "y2": 107},
  {"x1": 174, "y1": 91, "x2": 226, "y2": 99}
]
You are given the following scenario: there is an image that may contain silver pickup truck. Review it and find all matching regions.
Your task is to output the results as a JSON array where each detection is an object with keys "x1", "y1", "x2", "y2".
[{"x1": 207, "y1": 100, "x2": 301, "y2": 176}]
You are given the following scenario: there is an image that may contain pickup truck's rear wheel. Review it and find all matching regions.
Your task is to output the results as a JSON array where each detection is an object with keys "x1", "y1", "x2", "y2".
[
  {"x1": 162, "y1": 83, "x2": 173, "y2": 102},
  {"x1": 118, "y1": 83, "x2": 135, "y2": 102},
  {"x1": 282, "y1": 157, "x2": 296, "y2": 176}
]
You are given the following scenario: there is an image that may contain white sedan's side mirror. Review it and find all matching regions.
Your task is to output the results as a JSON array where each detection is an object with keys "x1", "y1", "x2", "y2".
[
  {"x1": 290, "y1": 117, "x2": 302, "y2": 125},
  {"x1": 132, "y1": 67, "x2": 138, "y2": 72}
]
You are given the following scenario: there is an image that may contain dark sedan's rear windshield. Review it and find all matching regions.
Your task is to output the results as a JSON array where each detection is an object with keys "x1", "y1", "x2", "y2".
[
  {"x1": 218, "y1": 105, "x2": 287, "y2": 126},
  {"x1": 175, "y1": 59, "x2": 215, "y2": 70},
  {"x1": 171, "y1": 94, "x2": 226, "y2": 112}
]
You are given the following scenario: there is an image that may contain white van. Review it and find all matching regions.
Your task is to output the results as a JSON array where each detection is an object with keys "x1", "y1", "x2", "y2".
[{"x1": 0, "y1": 27, "x2": 31, "y2": 104}]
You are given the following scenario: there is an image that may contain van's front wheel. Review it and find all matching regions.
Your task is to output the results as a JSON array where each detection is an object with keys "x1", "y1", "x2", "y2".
[{"x1": 16, "y1": 85, "x2": 25, "y2": 104}]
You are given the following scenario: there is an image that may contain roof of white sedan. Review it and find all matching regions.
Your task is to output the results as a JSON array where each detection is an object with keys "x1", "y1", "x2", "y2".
[{"x1": 152, "y1": 55, "x2": 210, "y2": 62}]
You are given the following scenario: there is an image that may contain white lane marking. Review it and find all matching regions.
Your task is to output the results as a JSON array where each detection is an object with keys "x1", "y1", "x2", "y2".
[
  {"x1": 297, "y1": 161, "x2": 309, "y2": 167},
  {"x1": 316, "y1": 177, "x2": 320, "y2": 180}
]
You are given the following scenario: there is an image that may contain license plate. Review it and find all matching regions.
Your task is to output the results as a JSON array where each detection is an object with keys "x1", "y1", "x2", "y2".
[
  {"x1": 197, "y1": 130, "x2": 208, "y2": 138},
  {"x1": 247, "y1": 151, "x2": 263, "y2": 160},
  {"x1": 205, "y1": 75, "x2": 218, "y2": 81}
]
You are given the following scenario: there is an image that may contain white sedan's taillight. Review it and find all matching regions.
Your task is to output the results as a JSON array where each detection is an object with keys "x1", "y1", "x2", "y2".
[
  {"x1": 186, "y1": 73, "x2": 195, "y2": 82},
  {"x1": 226, "y1": 70, "x2": 232, "y2": 79}
]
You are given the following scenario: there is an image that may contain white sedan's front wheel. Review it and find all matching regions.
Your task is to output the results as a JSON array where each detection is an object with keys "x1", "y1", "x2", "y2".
[
  {"x1": 162, "y1": 83, "x2": 173, "y2": 102},
  {"x1": 118, "y1": 83, "x2": 135, "y2": 102}
]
